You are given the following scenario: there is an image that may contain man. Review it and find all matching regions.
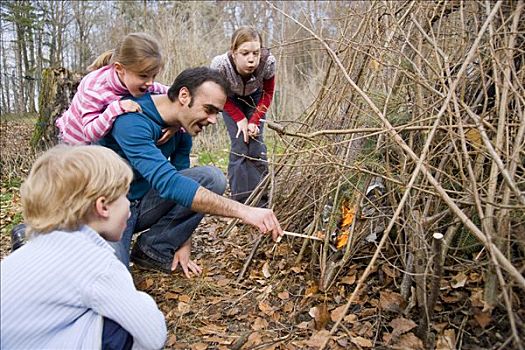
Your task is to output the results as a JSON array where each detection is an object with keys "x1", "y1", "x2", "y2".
[{"x1": 99, "y1": 67, "x2": 283, "y2": 278}]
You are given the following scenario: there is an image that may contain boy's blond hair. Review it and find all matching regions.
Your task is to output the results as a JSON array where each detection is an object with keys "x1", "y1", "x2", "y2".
[{"x1": 21, "y1": 145, "x2": 133, "y2": 235}]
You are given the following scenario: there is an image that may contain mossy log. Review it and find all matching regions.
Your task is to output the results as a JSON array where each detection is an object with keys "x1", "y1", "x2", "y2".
[{"x1": 31, "y1": 67, "x2": 82, "y2": 151}]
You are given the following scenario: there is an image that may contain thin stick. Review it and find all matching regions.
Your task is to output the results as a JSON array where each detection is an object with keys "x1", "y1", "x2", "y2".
[{"x1": 281, "y1": 230, "x2": 324, "y2": 242}]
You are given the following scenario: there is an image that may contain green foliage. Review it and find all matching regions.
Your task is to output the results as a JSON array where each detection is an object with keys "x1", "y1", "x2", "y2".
[
  {"x1": 0, "y1": 178, "x2": 24, "y2": 233},
  {"x1": 0, "y1": 113, "x2": 37, "y2": 123},
  {"x1": 196, "y1": 150, "x2": 229, "y2": 173},
  {"x1": 451, "y1": 214, "x2": 483, "y2": 256}
]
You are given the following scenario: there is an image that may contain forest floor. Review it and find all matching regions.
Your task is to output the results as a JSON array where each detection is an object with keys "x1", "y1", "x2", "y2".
[{"x1": 1, "y1": 120, "x2": 522, "y2": 350}]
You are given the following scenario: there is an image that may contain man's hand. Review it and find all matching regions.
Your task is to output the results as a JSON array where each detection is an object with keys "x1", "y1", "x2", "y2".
[
  {"x1": 247, "y1": 123, "x2": 260, "y2": 138},
  {"x1": 157, "y1": 127, "x2": 178, "y2": 145},
  {"x1": 119, "y1": 100, "x2": 142, "y2": 113},
  {"x1": 191, "y1": 187, "x2": 284, "y2": 241},
  {"x1": 235, "y1": 119, "x2": 249, "y2": 143},
  {"x1": 241, "y1": 207, "x2": 283, "y2": 241},
  {"x1": 171, "y1": 239, "x2": 202, "y2": 278}
]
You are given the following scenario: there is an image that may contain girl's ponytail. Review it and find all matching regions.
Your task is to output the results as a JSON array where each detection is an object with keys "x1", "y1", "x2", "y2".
[
  {"x1": 86, "y1": 50, "x2": 114, "y2": 72},
  {"x1": 86, "y1": 33, "x2": 162, "y2": 74}
]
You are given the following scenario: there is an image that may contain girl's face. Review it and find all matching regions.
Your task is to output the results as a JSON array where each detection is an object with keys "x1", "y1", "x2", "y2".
[
  {"x1": 115, "y1": 63, "x2": 159, "y2": 97},
  {"x1": 232, "y1": 41, "x2": 261, "y2": 77}
]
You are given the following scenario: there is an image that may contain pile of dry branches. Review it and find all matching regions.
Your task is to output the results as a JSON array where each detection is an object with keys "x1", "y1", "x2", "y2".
[{"x1": 253, "y1": 1, "x2": 524, "y2": 348}]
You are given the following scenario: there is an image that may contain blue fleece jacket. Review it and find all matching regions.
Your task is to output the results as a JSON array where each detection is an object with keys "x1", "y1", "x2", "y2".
[{"x1": 98, "y1": 93, "x2": 199, "y2": 207}]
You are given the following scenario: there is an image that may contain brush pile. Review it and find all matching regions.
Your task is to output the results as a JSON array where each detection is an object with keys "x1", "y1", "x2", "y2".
[{"x1": 251, "y1": 1, "x2": 525, "y2": 348}]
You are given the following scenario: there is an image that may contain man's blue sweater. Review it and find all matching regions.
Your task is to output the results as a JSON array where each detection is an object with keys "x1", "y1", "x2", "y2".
[{"x1": 99, "y1": 93, "x2": 199, "y2": 207}]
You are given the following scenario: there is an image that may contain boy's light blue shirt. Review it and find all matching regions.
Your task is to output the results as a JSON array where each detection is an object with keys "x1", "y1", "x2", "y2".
[{"x1": 0, "y1": 225, "x2": 167, "y2": 349}]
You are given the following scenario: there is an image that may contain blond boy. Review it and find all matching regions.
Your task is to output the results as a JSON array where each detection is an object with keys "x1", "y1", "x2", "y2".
[{"x1": 0, "y1": 145, "x2": 166, "y2": 349}]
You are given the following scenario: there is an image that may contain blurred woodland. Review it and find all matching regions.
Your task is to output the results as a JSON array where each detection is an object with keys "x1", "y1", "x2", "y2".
[
  {"x1": 1, "y1": 1, "x2": 524, "y2": 349},
  {"x1": 1, "y1": 0, "x2": 333, "y2": 119}
]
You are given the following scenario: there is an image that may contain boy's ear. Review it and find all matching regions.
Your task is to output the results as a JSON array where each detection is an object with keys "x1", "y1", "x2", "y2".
[
  {"x1": 94, "y1": 197, "x2": 110, "y2": 219},
  {"x1": 178, "y1": 87, "x2": 191, "y2": 106}
]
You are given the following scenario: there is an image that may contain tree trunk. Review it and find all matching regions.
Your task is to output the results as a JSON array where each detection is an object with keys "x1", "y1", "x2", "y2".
[{"x1": 31, "y1": 67, "x2": 81, "y2": 151}]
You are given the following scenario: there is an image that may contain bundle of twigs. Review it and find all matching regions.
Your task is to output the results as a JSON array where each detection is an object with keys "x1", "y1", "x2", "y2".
[{"x1": 256, "y1": 1, "x2": 524, "y2": 348}]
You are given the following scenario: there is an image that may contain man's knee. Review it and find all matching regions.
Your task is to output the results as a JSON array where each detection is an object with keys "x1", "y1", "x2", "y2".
[
  {"x1": 183, "y1": 166, "x2": 226, "y2": 195},
  {"x1": 205, "y1": 166, "x2": 227, "y2": 195}
]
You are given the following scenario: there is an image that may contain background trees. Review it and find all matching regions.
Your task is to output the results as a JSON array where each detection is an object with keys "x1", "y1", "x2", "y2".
[{"x1": 0, "y1": 0, "x2": 338, "y2": 118}]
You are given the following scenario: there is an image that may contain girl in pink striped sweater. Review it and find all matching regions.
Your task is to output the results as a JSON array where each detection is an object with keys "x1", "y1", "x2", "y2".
[{"x1": 56, "y1": 32, "x2": 170, "y2": 145}]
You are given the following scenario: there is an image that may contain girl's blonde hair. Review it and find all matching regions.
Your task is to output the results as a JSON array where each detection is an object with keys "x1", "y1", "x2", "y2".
[
  {"x1": 21, "y1": 145, "x2": 133, "y2": 235},
  {"x1": 230, "y1": 26, "x2": 263, "y2": 52},
  {"x1": 87, "y1": 32, "x2": 164, "y2": 74}
]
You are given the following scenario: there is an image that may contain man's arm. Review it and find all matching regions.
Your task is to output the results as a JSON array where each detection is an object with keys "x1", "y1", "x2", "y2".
[{"x1": 191, "y1": 187, "x2": 283, "y2": 241}]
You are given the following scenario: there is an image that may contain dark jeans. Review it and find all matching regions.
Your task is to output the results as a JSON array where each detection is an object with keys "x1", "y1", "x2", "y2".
[
  {"x1": 223, "y1": 89, "x2": 269, "y2": 205},
  {"x1": 102, "y1": 317, "x2": 133, "y2": 350},
  {"x1": 110, "y1": 166, "x2": 226, "y2": 266}
]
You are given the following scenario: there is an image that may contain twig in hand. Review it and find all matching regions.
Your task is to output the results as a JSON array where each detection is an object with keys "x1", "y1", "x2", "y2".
[{"x1": 278, "y1": 230, "x2": 324, "y2": 242}]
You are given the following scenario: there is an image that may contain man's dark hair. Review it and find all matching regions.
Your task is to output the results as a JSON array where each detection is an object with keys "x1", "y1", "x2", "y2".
[{"x1": 167, "y1": 67, "x2": 230, "y2": 106}]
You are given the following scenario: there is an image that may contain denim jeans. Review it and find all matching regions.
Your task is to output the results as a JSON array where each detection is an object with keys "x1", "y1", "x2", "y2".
[
  {"x1": 102, "y1": 317, "x2": 133, "y2": 350},
  {"x1": 110, "y1": 166, "x2": 226, "y2": 266},
  {"x1": 223, "y1": 89, "x2": 269, "y2": 205}
]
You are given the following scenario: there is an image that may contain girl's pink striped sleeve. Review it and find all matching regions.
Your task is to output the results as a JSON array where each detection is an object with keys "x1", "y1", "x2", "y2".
[
  {"x1": 80, "y1": 100, "x2": 124, "y2": 142},
  {"x1": 149, "y1": 82, "x2": 169, "y2": 94}
]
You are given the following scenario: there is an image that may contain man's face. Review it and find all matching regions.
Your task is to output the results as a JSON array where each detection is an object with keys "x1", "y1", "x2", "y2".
[{"x1": 179, "y1": 81, "x2": 226, "y2": 136}]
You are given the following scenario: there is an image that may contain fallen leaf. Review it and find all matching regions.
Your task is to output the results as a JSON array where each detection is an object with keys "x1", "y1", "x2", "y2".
[
  {"x1": 394, "y1": 332, "x2": 424, "y2": 349},
  {"x1": 336, "y1": 232, "x2": 349, "y2": 250},
  {"x1": 451, "y1": 272, "x2": 468, "y2": 289},
  {"x1": 305, "y1": 330, "x2": 330, "y2": 347},
  {"x1": 177, "y1": 302, "x2": 191, "y2": 316},
  {"x1": 164, "y1": 292, "x2": 179, "y2": 300},
  {"x1": 389, "y1": 317, "x2": 417, "y2": 336},
  {"x1": 381, "y1": 264, "x2": 399, "y2": 278},
  {"x1": 252, "y1": 317, "x2": 268, "y2": 330},
  {"x1": 310, "y1": 303, "x2": 330, "y2": 330},
  {"x1": 309, "y1": 306, "x2": 319, "y2": 319},
  {"x1": 139, "y1": 278, "x2": 154, "y2": 289},
  {"x1": 351, "y1": 336, "x2": 373, "y2": 348},
  {"x1": 198, "y1": 324, "x2": 227, "y2": 335},
  {"x1": 262, "y1": 261, "x2": 271, "y2": 278},
  {"x1": 344, "y1": 314, "x2": 358, "y2": 323},
  {"x1": 258, "y1": 300, "x2": 274, "y2": 316},
  {"x1": 383, "y1": 332, "x2": 394, "y2": 344},
  {"x1": 341, "y1": 204, "x2": 356, "y2": 228},
  {"x1": 369, "y1": 58, "x2": 380, "y2": 71},
  {"x1": 178, "y1": 294, "x2": 191, "y2": 303},
  {"x1": 465, "y1": 128, "x2": 483, "y2": 148},
  {"x1": 336, "y1": 337, "x2": 349, "y2": 347},
  {"x1": 441, "y1": 292, "x2": 463, "y2": 303},
  {"x1": 291, "y1": 266, "x2": 303, "y2": 273},
  {"x1": 304, "y1": 283, "x2": 319, "y2": 298},
  {"x1": 474, "y1": 310, "x2": 492, "y2": 328},
  {"x1": 166, "y1": 334, "x2": 177, "y2": 347},
  {"x1": 191, "y1": 343, "x2": 207, "y2": 350},
  {"x1": 379, "y1": 290, "x2": 404, "y2": 312},
  {"x1": 226, "y1": 307, "x2": 240, "y2": 317},
  {"x1": 340, "y1": 274, "x2": 356, "y2": 285},
  {"x1": 297, "y1": 321, "x2": 310, "y2": 329},
  {"x1": 435, "y1": 329, "x2": 456, "y2": 350},
  {"x1": 216, "y1": 278, "x2": 231, "y2": 287},
  {"x1": 283, "y1": 301, "x2": 294, "y2": 313},
  {"x1": 204, "y1": 336, "x2": 233, "y2": 345},
  {"x1": 244, "y1": 332, "x2": 263, "y2": 348},
  {"x1": 330, "y1": 305, "x2": 347, "y2": 322},
  {"x1": 277, "y1": 291, "x2": 290, "y2": 300}
]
